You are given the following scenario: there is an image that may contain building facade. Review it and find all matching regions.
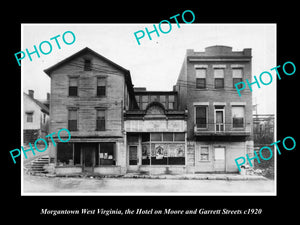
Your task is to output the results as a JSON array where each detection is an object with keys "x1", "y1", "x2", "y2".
[
  {"x1": 174, "y1": 46, "x2": 253, "y2": 173},
  {"x1": 44, "y1": 45, "x2": 253, "y2": 175},
  {"x1": 44, "y1": 47, "x2": 138, "y2": 175},
  {"x1": 23, "y1": 90, "x2": 49, "y2": 144},
  {"x1": 125, "y1": 89, "x2": 187, "y2": 174}
]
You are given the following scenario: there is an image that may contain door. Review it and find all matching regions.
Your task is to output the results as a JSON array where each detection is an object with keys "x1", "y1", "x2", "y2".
[
  {"x1": 83, "y1": 144, "x2": 96, "y2": 173},
  {"x1": 214, "y1": 147, "x2": 226, "y2": 172},
  {"x1": 128, "y1": 145, "x2": 139, "y2": 172},
  {"x1": 215, "y1": 109, "x2": 225, "y2": 132}
]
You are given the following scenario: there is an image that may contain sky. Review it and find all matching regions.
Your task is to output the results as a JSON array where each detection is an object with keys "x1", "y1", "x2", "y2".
[{"x1": 22, "y1": 23, "x2": 276, "y2": 114}]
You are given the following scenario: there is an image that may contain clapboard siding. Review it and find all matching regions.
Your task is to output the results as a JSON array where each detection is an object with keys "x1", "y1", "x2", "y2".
[{"x1": 49, "y1": 51, "x2": 125, "y2": 138}]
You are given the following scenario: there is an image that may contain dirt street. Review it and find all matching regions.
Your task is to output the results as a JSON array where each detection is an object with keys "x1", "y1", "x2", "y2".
[{"x1": 22, "y1": 174, "x2": 275, "y2": 194}]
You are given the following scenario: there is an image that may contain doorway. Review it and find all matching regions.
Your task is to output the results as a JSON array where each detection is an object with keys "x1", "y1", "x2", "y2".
[
  {"x1": 82, "y1": 143, "x2": 97, "y2": 173},
  {"x1": 214, "y1": 147, "x2": 226, "y2": 172},
  {"x1": 128, "y1": 145, "x2": 139, "y2": 172},
  {"x1": 215, "y1": 108, "x2": 225, "y2": 132}
]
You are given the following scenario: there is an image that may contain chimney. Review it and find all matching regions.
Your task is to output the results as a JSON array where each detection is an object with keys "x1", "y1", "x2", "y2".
[
  {"x1": 28, "y1": 90, "x2": 34, "y2": 98},
  {"x1": 47, "y1": 92, "x2": 50, "y2": 101}
]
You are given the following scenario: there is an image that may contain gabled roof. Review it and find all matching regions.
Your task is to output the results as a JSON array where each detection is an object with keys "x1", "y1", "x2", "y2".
[
  {"x1": 24, "y1": 92, "x2": 49, "y2": 114},
  {"x1": 44, "y1": 47, "x2": 130, "y2": 76},
  {"x1": 43, "y1": 47, "x2": 138, "y2": 109}
]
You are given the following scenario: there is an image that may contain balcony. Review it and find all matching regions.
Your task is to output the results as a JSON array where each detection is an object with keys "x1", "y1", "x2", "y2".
[{"x1": 194, "y1": 123, "x2": 251, "y2": 136}]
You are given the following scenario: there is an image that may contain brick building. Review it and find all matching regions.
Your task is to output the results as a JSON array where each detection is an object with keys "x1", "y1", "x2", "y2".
[{"x1": 174, "y1": 45, "x2": 253, "y2": 173}]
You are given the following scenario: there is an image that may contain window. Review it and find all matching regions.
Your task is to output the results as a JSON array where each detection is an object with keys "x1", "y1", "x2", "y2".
[
  {"x1": 69, "y1": 77, "x2": 78, "y2": 96},
  {"x1": 163, "y1": 133, "x2": 173, "y2": 142},
  {"x1": 84, "y1": 59, "x2": 92, "y2": 71},
  {"x1": 214, "y1": 69, "x2": 224, "y2": 89},
  {"x1": 141, "y1": 133, "x2": 185, "y2": 166},
  {"x1": 42, "y1": 113, "x2": 46, "y2": 124},
  {"x1": 200, "y1": 146, "x2": 209, "y2": 161},
  {"x1": 151, "y1": 133, "x2": 162, "y2": 141},
  {"x1": 135, "y1": 95, "x2": 141, "y2": 108},
  {"x1": 215, "y1": 106, "x2": 225, "y2": 131},
  {"x1": 68, "y1": 109, "x2": 77, "y2": 131},
  {"x1": 99, "y1": 143, "x2": 115, "y2": 165},
  {"x1": 127, "y1": 134, "x2": 139, "y2": 143},
  {"x1": 232, "y1": 68, "x2": 243, "y2": 88},
  {"x1": 96, "y1": 109, "x2": 106, "y2": 131},
  {"x1": 174, "y1": 133, "x2": 185, "y2": 141},
  {"x1": 150, "y1": 95, "x2": 159, "y2": 102},
  {"x1": 232, "y1": 106, "x2": 245, "y2": 128},
  {"x1": 141, "y1": 95, "x2": 149, "y2": 110},
  {"x1": 168, "y1": 95, "x2": 175, "y2": 110},
  {"x1": 26, "y1": 112, "x2": 33, "y2": 123},
  {"x1": 195, "y1": 106, "x2": 207, "y2": 128},
  {"x1": 97, "y1": 77, "x2": 106, "y2": 97},
  {"x1": 57, "y1": 143, "x2": 73, "y2": 166},
  {"x1": 160, "y1": 95, "x2": 166, "y2": 108},
  {"x1": 196, "y1": 68, "x2": 206, "y2": 89}
]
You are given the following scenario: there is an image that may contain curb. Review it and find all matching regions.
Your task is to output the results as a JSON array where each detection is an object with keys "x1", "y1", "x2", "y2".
[{"x1": 26, "y1": 173, "x2": 268, "y2": 181}]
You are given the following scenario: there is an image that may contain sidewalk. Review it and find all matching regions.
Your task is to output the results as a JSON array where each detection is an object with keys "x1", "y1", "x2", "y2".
[
  {"x1": 122, "y1": 173, "x2": 267, "y2": 181},
  {"x1": 51, "y1": 172, "x2": 267, "y2": 181}
]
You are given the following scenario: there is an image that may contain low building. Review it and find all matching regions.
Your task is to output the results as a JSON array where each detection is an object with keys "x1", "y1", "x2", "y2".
[
  {"x1": 125, "y1": 89, "x2": 187, "y2": 174},
  {"x1": 23, "y1": 90, "x2": 49, "y2": 144}
]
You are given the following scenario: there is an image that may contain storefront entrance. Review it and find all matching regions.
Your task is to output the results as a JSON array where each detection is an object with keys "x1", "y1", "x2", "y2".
[
  {"x1": 82, "y1": 143, "x2": 97, "y2": 173},
  {"x1": 128, "y1": 145, "x2": 139, "y2": 172}
]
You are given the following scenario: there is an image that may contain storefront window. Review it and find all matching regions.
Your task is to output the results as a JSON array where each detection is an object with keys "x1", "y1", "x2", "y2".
[
  {"x1": 151, "y1": 133, "x2": 162, "y2": 141},
  {"x1": 99, "y1": 143, "x2": 115, "y2": 165},
  {"x1": 57, "y1": 143, "x2": 73, "y2": 166},
  {"x1": 163, "y1": 133, "x2": 173, "y2": 142},
  {"x1": 142, "y1": 144, "x2": 150, "y2": 165}
]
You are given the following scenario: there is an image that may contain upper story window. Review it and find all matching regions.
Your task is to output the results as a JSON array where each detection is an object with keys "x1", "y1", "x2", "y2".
[
  {"x1": 214, "y1": 69, "x2": 224, "y2": 89},
  {"x1": 42, "y1": 113, "x2": 46, "y2": 124},
  {"x1": 69, "y1": 77, "x2": 78, "y2": 96},
  {"x1": 232, "y1": 68, "x2": 243, "y2": 88},
  {"x1": 232, "y1": 106, "x2": 245, "y2": 128},
  {"x1": 96, "y1": 109, "x2": 106, "y2": 131},
  {"x1": 97, "y1": 77, "x2": 106, "y2": 97},
  {"x1": 160, "y1": 95, "x2": 166, "y2": 108},
  {"x1": 168, "y1": 95, "x2": 175, "y2": 110},
  {"x1": 26, "y1": 112, "x2": 33, "y2": 123},
  {"x1": 141, "y1": 95, "x2": 149, "y2": 110},
  {"x1": 84, "y1": 59, "x2": 92, "y2": 71},
  {"x1": 195, "y1": 106, "x2": 207, "y2": 128},
  {"x1": 195, "y1": 68, "x2": 206, "y2": 89},
  {"x1": 68, "y1": 109, "x2": 78, "y2": 131}
]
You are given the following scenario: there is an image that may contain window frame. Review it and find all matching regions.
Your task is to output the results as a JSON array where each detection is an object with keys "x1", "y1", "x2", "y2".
[
  {"x1": 99, "y1": 142, "x2": 116, "y2": 166},
  {"x1": 96, "y1": 77, "x2": 106, "y2": 97},
  {"x1": 214, "y1": 68, "x2": 225, "y2": 89},
  {"x1": 68, "y1": 77, "x2": 79, "y2": 97},
  {"x1": 195, "y1": 68, "x2": 207, "y2": 89},
  {"x1": 68, "y1": 108, "x2": 78, "y2": 131},
  {"x1": 199, "y1": 146, "x2": 210, "y2": 162},
  {"x1": 96, "y1": 109, "x2": 106, "y2": 131},
  {"x1": 84, "y1": 59, "x2": 92, "y2": 71},
  {"x1": 26, "y1": 112, "x2": 33, "y2": 123},
  {"x1": 195, "y1": 105, "x2": 208, "y2": 129},
  {"x1": 231, "y1": 106, "x2": 245, "y2": 129}
]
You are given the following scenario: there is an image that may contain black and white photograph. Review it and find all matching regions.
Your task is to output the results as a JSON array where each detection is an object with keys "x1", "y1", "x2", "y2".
[
  {"x1": 21, "y1": 23, "x2": 276, "y2": 195},
  {"x1": 4, "y1": 5, "x2": 298, "y2": 220}
]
